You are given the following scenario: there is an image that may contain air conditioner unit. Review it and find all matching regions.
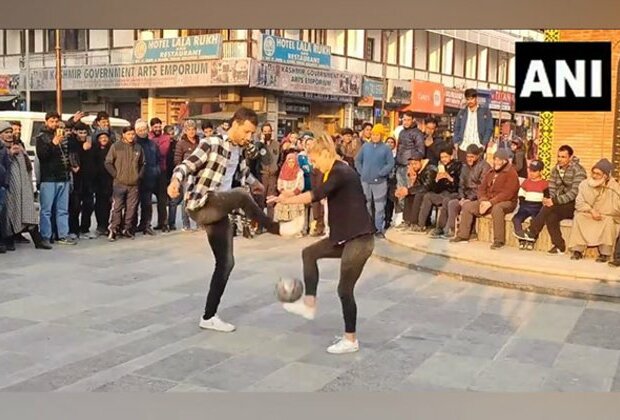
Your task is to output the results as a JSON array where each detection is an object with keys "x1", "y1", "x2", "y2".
[{"x1": 219, "y1": 89, "x2": 241, "y2": 103}]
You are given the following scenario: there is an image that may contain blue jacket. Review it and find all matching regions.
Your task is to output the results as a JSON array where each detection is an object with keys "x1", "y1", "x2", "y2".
[
  {"x1": 297, "y1": 153, "x2": 312, "y2": 192},
  {"x1": 355, "y1": 141, "x2": 395, "y2": 184},
  {"x1": 453, "y1": 106, "x2": 494, "y2": 147},
  {"x1": 137, "y1": 136, "x2": 160, "y2": 187}
]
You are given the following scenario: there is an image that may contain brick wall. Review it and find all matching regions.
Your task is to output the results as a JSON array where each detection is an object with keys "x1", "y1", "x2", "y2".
[{"x1": 553, "y1": 31, "x2": 620, "y2": 173}]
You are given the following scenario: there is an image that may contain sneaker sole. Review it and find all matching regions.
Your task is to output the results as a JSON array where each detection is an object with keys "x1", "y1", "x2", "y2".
[
  {"x1": 199, "y1": 323, "x2": 236, "y2": 333},
  {"x1": 282, "y1": 305, "x2": 316, "y2": 320},
  {"x1": 327, "y1": 346, "x2": 360, "y2": 355},
  {"x1": 513, "y1": 232, "x2": 535, "y2": 242}
]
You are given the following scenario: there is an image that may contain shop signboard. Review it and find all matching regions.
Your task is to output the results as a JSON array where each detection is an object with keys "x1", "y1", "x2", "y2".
[
  {"x1": 409, "y1": 80, "x2": 445, "y2": 114},
  {"x1": 489, "y1": 90, "x2": 515, "y2": 111},
  {"x1": 260, "y1": 34, "x2": 331, "y2": 69},
  {"x1": 0, "y1": 75, "x2": 19, "y2": 95},
  {"x1": 444, "y1": 87, "x2": 464, "y2": 109},
  {"x1": 21, "y1": 59, "x2": 250, "y2": 91},
  {"x1": 387, "y1": 79, "x2": 411, "y2": 105},
  {"x1": 250, "y1": 60, "x2": 362, "y2": 97},
  {"x1": 132, "y1": 34, "x2": 222, "y2": 62},
  {"x1": 286, "y1": 92, "x2": 354, "y2": 103},
  {"x1": 362, "y1": 77, "x2": 384, "y2": 100}
]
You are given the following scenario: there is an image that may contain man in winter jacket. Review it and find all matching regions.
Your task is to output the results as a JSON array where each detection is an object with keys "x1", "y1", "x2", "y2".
[
  {"x1": 451, "y1": 149, "x2": 519, "y2": 249},
  {"x1": 355, "y1": 124, "x2": 395, "y2": 238},
  {"x1": 395, "y1": 153, "x2": 437, "y2": 231},
  {"x1": 431, "y1": 144, "x2": 490, "y2": 239},
  {"x1": 67, "y1": 122, "x2": 96, "y2": 239},
  {"x1": 149, "y1": 117, "x2": 172, "y2": 231},
  {"x1": 453, "y1": 89, "x2": 494, "y2": 163},
  {"x1": 516, "y1": 145, "x2": 587, "y2": 254},
  {"x1": 93, "y1": 131, "x2": 113, "y2": 236},
  {"x1": 105, "y1": 126, "x2": 145, "y2": 241},
  {"x1": 0, "y1": 122, "x2": 10, "y2": 253},
  {"x1": 135, "y1": 120, "x2": 160, "y2": 235},
  {"x1": 394, "y1": 111, "x2": 426, "y2": 222}
]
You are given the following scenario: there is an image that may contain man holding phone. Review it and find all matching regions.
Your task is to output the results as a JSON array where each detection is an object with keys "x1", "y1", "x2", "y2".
[{"x1": 35, "y1": 112, "x2": 76, "y2": 247}]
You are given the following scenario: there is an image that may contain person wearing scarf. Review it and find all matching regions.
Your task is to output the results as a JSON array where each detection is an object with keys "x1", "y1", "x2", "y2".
[{"x1": 274, "y1": 152, "x2": 306, "y2": 226}]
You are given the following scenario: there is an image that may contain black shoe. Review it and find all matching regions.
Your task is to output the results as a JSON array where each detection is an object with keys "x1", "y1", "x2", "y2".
[
  {"x1": 161, "y1": 225, "x2": 170, "y2": 233},
  {"x1": 122, "y1": 230, "x2": 135, "y2": 239},
  {"x1": 411, "y1": 225, "x2": 426, "y2": 233},
  {"x1": 608, "y1": 259, "x2": 620, "y2": 267},
  {"x1": 570, "y1": 251, "x2": 584, "y2": 260},
  {"x1": 169, "y1": 226, "x2": 177, "y2": 231},
  {"x1": 490, "y1": 241, "x2": 504, "y2": 250},
  {"x1": 0, "y1": 244, "x2": 6, "y2": 254},
  {"x1": 144, "y1": 227, "x2": 156, "y2": 236},
  {"x1": 5, "y1": 239, "x2": 16, "y2": 251},
  {"x1": 153, "y1": 225, "x2": 163, "y2": 230},
  {"x1": 429, "y1": 228, "x2": 443, "y2": 238},
  {"x1": 547, "y1": 246, "x2": 565, "y2": 255},
  {"x1": 14, "y1": 234, "x2": 30, "y2": 244},
  {"x1": 450, "y1": 237, "x2": 469, "y2": 243},
  {"x1": 514, "y1": 229, "x2": 536, "y2": 242},
  {"x1": 375, "y1": 232, "x2": 386, "y2": 239},
  {"x1": 108, "y1": 231, "x2": 117, "y2": 242},
  {"x1": 596, "y1": 255, "x2": 610, "y2": 263},
  {"x1": 56, "y1": 237, "x2": 77, "y2": 246}
]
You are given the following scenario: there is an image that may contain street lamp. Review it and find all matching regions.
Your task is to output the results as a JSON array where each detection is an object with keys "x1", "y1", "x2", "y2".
[{"x1": 381, "y1": 30, "x2": 394, "y2": 125}]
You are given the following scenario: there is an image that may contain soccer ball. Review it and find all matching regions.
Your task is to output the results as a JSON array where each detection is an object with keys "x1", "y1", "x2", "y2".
[{"x1": 275, "y1": 278, "x2": 304, "y2": 303}]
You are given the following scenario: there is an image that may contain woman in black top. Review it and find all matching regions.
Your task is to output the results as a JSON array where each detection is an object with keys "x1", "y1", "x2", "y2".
[{"x1": 268, "y1": 134, "x2": 375, "y2": 354}]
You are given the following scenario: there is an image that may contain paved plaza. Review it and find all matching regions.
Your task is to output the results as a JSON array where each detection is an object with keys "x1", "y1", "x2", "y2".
[{"x1": 1, "y1": 231, "x2": 620, "y2": 392}]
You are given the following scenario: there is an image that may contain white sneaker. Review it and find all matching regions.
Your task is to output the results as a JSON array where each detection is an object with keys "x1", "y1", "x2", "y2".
[
  {"x1": 280, "y1": 215, "x2": 305, "y2": 237},
  {"x1": 282, "y1": 299, "x2": 316, "y2": 320},
  {"x1": 327, "y1": 336, "x2": 359, "y2": 354},
  {"x1": 199, "y1": 315, "x2": 236, "y2": 332}
]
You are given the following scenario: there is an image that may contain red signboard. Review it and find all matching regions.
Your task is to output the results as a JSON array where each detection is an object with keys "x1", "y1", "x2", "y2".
[{"x1": 407, "y1": 80, "x2": 445, "y2": 114}]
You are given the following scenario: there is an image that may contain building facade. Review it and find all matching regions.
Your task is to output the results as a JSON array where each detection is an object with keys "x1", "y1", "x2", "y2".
[{"x1": 0, "y1": 29, "x2": 543, "y2": 138}]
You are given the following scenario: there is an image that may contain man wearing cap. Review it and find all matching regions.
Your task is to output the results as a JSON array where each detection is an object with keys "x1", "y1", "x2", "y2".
[
  {"x1": 512, "y1": 160, "x2": 549, "y2": 250},
  {"x1": 431, "y1": 144, "x2": 491, "y2": 239},
  {"x1": 395, "y1": 153, "x2": 437, "y2": 231},
  {"x1": 453, "y1": 88, "x2": 494, "y2": 164},
  {"x1": 516, "y1": 145, "x2": 587, "y2": 255},
  {"x1": 567, "y1": 159, "x2": 620, "y2": 262},
  {"x1": 355, "y1": 124, "x2": 395, "y2": 239},
  {"x1": 451, "y1": 149, "x2": 519, "y2": 249}
]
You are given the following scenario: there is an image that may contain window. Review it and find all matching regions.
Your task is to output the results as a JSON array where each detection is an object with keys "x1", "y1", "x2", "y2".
[
  {"x1": 347, "y1": 30, "x2": 364, "y2": 58},
  {"x1": 441, "y1": 37, "x2": 454, "y2": 75},
  {"x1": 162, "y1": 30, "x2": 180, "y2": 39},
  {"x1": 386, "y1": 31, "x2": 397, "y2": 65},
  {"x1": 228, "y1": 30, "x2": 247, "y2": 40},
  {"x1": 89, "y1": 30, "x2": 109, "y2": 49},
  {"x1": 399, "y1": 30, "x2": 413, "y2": 68},
  {"x1": 488, "y1": 49, "x2": 498, "y2": 83},
  {"x1": 326, "y1": 30, "x2": 345, "y2": 55},
  {"x1": 478, "y1": 47, "x2": 488, "y2": 81},
  {"x1": 465, "y1": 42, "x2": 477, "y2": 79},
  {"x1": 47, "y1": 29, "x2": 87, "y2": 51},
  {"x1": 284, "y1": 30, "x2": 300, "y2": 40},
  {"x1": 112, "y1": 30, "x2": 135, "y2": 48},
  {"x1": 414, "y1": 30, "x2": 427, "y2": 70},
  {"x1": 365, "y1": 37, "x2": 375, "y2": 61},
  {"x1": 187, "y1": 29, "x2": 221, "y2": 36},
  {"x1": 508, "y1": 54, "x2": 515, "y2": 86},
  {"x1": 453, "y1": 40, "x2": 465, "y2": 77},
  {"x1": 21, "y1": 30, "x2": 35, "y2": 54},
  {"x1": 0, "y1": 31, "x2": 3, "y2": 55},
  {"x1": 6, "y1": 30, "x2": 21, "y2": 55},
  {"x1": 428, "y1": 32, "x2": 441, "y2": 73},
  {"x1": 498, "y1": 52, "x2": 509, "y2": 85}
]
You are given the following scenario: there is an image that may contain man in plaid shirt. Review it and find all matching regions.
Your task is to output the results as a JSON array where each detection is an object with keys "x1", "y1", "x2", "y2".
[{"x1": 168, "y1": 107, "x2": 304, "y2": 333}]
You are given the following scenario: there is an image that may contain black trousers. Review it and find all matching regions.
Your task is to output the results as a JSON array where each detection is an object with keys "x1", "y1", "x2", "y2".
[
  {"x1": 69, "y1": 189, "x2": 94, "y2": 235},
  {"x1": 109, "y1": 184, "x2": 139, "y2": 234},
  {"x1": 155, "y1": 173, "x2": 169, "y2": 228},
  {"x1": 137, "y1": 182, "x2": 156, "y2": 231},
  {"x1": 403, "y1": 192, "x2": 426, "y2": 226},
  {"x1": 95, "y1": 190, "x2": 112, "y2": 233},
  {"x1": 188, "y1": 188, "x2": 280, "y2": 320},
  {"x1": 528, "y1": 201, "x2": 575, "y2": 251},
  {"x1": 302, "y1": 234, "x2": 374, "y2": 333}
]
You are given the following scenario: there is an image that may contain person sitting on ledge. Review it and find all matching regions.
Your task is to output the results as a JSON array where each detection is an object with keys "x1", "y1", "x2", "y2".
[
  {"x1": 567, "y1": 159, "x2": 620, "y2": 263},
  {"x1": 513, "y1": 160, "x2": 549, "y2": 251},
  {"x1": 450, "y1": 149, "x2": 519, "y2": 249},
  {"x1": 416, "y1": 147, "x2": 462, "y2": 234},
  {"x1": 430, "y1": 144, "x2": 490, "y2": 239},
  {"x1": 395, "y1": 153, "x2": 437, "y2": 232},
  {"x1": 514, "y1": 145, "x2": 586, "y2": 255}
]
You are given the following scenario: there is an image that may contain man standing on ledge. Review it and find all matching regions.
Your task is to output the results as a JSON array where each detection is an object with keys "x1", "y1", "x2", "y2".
[
  {"x1": 168, "y1": 108, "x2": 303, "y2": 333},
  {"x1": 453, "y1": 89, "x2": 493, "y2": 164}
]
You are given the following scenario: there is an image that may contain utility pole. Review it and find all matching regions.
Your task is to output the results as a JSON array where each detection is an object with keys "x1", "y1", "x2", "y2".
[
  {"x1": 380, "y1": 30, "x2": 393, "y2": 125},
  {"x1": 25, "y1": 30, "x2": 31, "y2": 111},
  {"x1": 55, "y1": 29, "x2": 63, "y2": 114}
]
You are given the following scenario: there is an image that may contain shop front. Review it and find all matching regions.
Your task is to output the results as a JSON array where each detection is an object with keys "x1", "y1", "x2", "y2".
[{"x1": 354, "y1": 77, "x2": 385, "y2": 131}]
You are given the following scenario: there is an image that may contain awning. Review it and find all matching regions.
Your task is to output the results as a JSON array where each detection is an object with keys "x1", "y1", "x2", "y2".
[
  {"x1": 0, "y1": 95, "x2": 17, "y2": 102},
  {"x1": 188, "y1": 111, "x2": 266, "y2": 121}
]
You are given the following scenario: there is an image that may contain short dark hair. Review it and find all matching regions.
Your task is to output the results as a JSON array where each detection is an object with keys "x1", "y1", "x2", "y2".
[
  {"x1": 464, "y1": 88, "x2": 478, "y2": 99},
  {"x1": 96, "y1": 111, "x2": 110, "y2": 122},
  {"x1": 202, "y1": 121, "x2": 213, "y2": 130},
  {"x1": 150, "y1": 117, "x2": 163, "y2": 126},
  {"x1": 45, "y1": 111, "x2": 61, "y2": 121},
  {"x1": 341, "y1": 128, "x2": 354, "y2": 136},
  {"x1": 74, "y1": 122, "x2": 89, "y2": 131},
  {"x1": 261, "y1": 122, "x2": 272, "y2": 131},
  {"x1": 424, "y1": 117, "x2": 438, "y2": 126},
  {"x1": 438, "y1": 145, "x2": 454, "y2": 157},
  {"x1": 403, "y1": 111, "x2": 416, "y2": 119},
  {"x1": 122, "y1": 126, "x2": 135, "y2": 134},
  {"x1": 9, "y1": 120, "x2": 21, "y2": 127},
  {"x1": 231, "y1": 107, "x2": 258, "y2": 126},
  {"x1": 558, "y1": 145, "x2": 574, "y2": 156},
  {"x1": 362, "y1": 122, "x2": 373, "y2": 130}
]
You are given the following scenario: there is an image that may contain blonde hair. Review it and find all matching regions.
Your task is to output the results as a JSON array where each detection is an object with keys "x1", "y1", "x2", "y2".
[{"x1": 306, "y1": 133, "x2": 337, "y2": 159}]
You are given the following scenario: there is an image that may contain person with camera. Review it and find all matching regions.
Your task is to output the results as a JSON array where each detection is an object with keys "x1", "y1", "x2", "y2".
[{"x1": 35, "y1": 112, "x2": 77, "y2": 247}]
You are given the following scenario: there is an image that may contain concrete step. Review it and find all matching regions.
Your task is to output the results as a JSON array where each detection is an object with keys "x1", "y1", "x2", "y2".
[{"x1": 373, "y1": 234, "x2": 620, "y2": 303}]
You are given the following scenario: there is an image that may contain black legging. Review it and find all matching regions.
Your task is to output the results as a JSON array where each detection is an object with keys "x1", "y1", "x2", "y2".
[
  {"x1": 302, "y1": 234, "x2": 374, "y2": 333},
  {"x1": 188, "y1": 187, "x2": 280, "y2": 320}
]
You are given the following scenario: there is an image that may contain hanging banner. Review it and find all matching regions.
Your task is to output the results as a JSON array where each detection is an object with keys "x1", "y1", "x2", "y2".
[
  {"x1": 260, "y1": 34, "x2": 331, "y2": 69},
  {"x1": 21, "y1": 59, "x2": 250, "y2": 91},
  {"x1": 250, "y1": 60, "x2": 362, "y2": 97},
  {"x1": 387, "y1": 79, "x2": 411, "y2": 105},
  {"x1": 133, "y1": 34, "x2": 222, "y2": 63}
]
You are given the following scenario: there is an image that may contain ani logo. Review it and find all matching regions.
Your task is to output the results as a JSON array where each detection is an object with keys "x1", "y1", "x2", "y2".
[
  {"x1": 263, "y1": 36, "x2": 276, "y2": 58},
  {"x1": 433, "y1": 89, "x2": 442, "y2": 106},
  {"x1": 134, "y1": 40, "x2": 147, "y2": 61}
]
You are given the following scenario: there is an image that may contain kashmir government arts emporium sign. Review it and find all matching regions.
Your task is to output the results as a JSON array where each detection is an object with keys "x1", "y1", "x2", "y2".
[{"x1": 21, "y1": 59, "x2": 250, "y2": 91}]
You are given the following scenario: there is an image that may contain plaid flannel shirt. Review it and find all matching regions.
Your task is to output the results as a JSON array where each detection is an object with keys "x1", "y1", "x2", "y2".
[{"x1": 172, "y1": 135, "x2": 258, "y2": 211}]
